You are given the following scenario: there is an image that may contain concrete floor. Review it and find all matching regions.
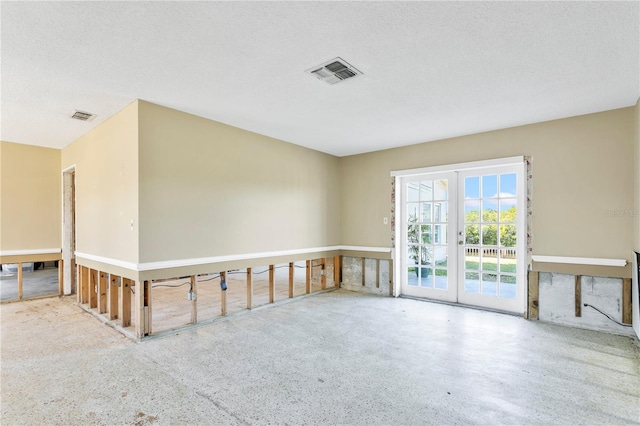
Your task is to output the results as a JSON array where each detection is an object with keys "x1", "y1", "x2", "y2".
[
  {"x1": 1, "y1": 290, "x2": 639, "y2": 425},
  {"x1": 0, "y1": 267, "x2": 59, "y2": 302}
]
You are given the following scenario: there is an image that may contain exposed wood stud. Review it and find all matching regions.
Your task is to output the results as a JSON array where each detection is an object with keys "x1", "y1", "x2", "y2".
[
  {"x1": 98, "y1": 272, "x2": 108, "y2": 314},
  {"x1": 361, "y1": 258, "x2": 366, "y2": 286},
  {"x1": 76, "y1": 264, "x2": 81, "y2": 303},
  {"x1": 120, "y1": 278, "x2": 132, "y2": 327},
  {"x1": 135, "y1": 280, "x2": 151, "y2": 338},
  {"x1": 269, "y1": 265, "x2": 275, "y2": 303},
  {"x1": 320, "y1": 258, "x2": 326, "y2": 290},
  {"x1": 89, "y1": 269, "x2": 98, "y2": 309},
  {"x1": 288, "y1": 263, "x2": 294, "y2": 298},
  {"x1": 622, "y1": 278, "x2": 632, "y2": 324},
  {"x1": 333, "y1": 256, "x2": 340, "y2": 287},
  {"x1": 246, "y1": 268, "x2": 253, "y2": 309},
  {"x1": 134, "y1": 280, "x2": 143, "y2": 338},
  {"x1": 144, "y1": 280, "x2": 152, "y2": 336},
  {"x1": 58, "y1": 259, "x2": 64, "y2": 295},
  {"x1": 81, "y1": 266, "x2": 89, "y2": 304},
  {"x1": 221, "y1": 271, "x2": 227, "y2": 316},
  {"x1": 190, "y1": 275, "x2": 197, "y2": 324},
  {"x1": 575, "y1": 275, "x2": 582, "y2": 317},
  {"x1": 376, "y1": 259, "x2": 380, "y2": 288},
  {"x1": 108, "y1": 274, "x2": 119, "y2": 320},
  {"x1": 306, "y1": 260, "x2": 311, "y2": 294},
  {"x1": 71, "y1": 258, "x2": 77, "y2": 295},
  {"x1": 17, "y1": 262, "x2": 23, "y2": 300},
  {"x1": 527, "y1": 271, "x2": 539, "y2": 320}
]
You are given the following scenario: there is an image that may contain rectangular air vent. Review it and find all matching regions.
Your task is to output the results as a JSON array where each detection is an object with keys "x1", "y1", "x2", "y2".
[
  {"x1": 306, "y1": 57, "x2": 362, "y2": 85},
  {"x1": 70, "y1": 110, "x2": 95, "y2": 121}
]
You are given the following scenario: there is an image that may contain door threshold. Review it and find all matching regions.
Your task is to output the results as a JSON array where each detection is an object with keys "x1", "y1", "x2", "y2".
[{"x1": 399, "y1": 295, "x2": 522, "y2": 317}]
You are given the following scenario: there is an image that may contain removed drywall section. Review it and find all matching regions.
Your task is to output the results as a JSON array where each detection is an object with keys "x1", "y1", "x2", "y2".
[
  {"x1": 341, "y1": 256, "x2": 392, "y2": 296},
  {"x1": 340, "y1": 107, "x2": 635, "y2": 267},
  {"x1": 538, "y1": 272, "x2": 633, "y2": 336},
  {"x1": 0, "y1": 142, "x2": 61, "y2": 251},
  {"x1": 61, "y1": 101, "x2": 139, "y2": 266},
  {"x1": 137, "y1": 100, "x2": 340, "y2": 264}
]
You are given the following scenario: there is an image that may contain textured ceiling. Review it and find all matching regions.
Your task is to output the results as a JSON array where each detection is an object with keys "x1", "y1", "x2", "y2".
[{"x1": 1, "y1": 1, "x2": 639, "y2": 157}]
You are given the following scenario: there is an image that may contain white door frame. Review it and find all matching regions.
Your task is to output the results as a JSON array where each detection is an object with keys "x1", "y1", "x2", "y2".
[{"x1": 392, "y1": 156, "x2": 527, "y2": 314}]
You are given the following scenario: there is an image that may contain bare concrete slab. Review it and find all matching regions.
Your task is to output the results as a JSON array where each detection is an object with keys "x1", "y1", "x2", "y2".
[
  {"x1": 0, "y1": 267, "x2": 59, "y2": 302},
  {"x1": 1, "y1": 290, "x2": 639, "y2": 425}
]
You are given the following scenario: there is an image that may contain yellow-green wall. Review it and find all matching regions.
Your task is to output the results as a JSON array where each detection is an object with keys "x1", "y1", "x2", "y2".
[
  {"x1": 0, "y1": 142, "x2": 61, "y2": 251},
  {"x1": 137, "y1": 101, "x2": 340, "y2": 263},
  {"x1": 61, "y1": 101, "x2": 139, "y2": 263},
  {"x1": 340, "y1": 107, "x2": 636, "y2": 264}
]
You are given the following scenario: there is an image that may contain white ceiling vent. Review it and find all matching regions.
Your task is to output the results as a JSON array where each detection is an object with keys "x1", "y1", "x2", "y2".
[
  {"x1": 70, "y1": 110, "x2": 95, "y2": 121},
  {"x1": 306, "y1": 57, "x2": 363, "y2": 85}
]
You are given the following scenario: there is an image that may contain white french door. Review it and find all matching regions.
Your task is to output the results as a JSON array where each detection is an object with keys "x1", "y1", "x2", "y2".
[
  {"x1": 397, "y1": 158, "x2": 526, "y2": 314},
  {"x1": 401, "y1": 172, "x2": 458, "y2": 302}
]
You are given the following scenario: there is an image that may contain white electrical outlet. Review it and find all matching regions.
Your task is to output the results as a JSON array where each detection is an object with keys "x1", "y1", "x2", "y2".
[{"x1": 383, "y1": 217, "x2": 388, "y2": 225}]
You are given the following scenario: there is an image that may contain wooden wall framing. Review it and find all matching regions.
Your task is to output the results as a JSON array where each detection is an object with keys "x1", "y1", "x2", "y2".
[
  {"x1": 0, "y1": 254, "x2": 65, "y2": 302},
  {"x1": 527, "y1": 270, "x2": 634, "y2": 326},
  {"x1": 70, "y1": 256, "x2": 345, "y2": 341}
]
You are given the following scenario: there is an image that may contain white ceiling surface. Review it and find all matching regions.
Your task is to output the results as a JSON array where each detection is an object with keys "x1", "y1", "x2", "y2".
[{"x1": 1, "y1": 2, "x2": 639, "y2": 157}]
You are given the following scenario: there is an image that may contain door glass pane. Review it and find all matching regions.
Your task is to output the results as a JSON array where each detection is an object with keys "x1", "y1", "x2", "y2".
[
  {"x1": 420, "y1": 267, "x2": 433, "y2": 288},
  {"x1": 420, "y1": 181, "x2": 433, "y2": 201},
  {"x1": 465, "y1": 176, "x2": 480, "y2": 198},
  {"x1": 407, "y1": 267, "x2": 419, "y2": 287},
  {"x1": 465, "y1": 252, "x2": 479, "y2": 270},
  {"x1": 421, "y1": 203, "x2": 432, "y2": 222},
  {"x1": 434, "y1": 224, "x2": 447, "y2": 244},
  {"x1": 407, "y1": 203, "x2": 419, "y2": 222},
  {"x1": 499, "y1": 198, "x2": 517, "y2": 218},
  {"x1": 434, "y1": 246, "x2": 447, "y2": 268},
  {"x1": 481, "y1": 255, "x2": 496, "y2": 272},
  {"x1": 500, "y1": 173, "x2": 517, "y2": 196},
  {"x1": 482, "y1": 200, "x2": 498, "y2": 222},
  {"x1": 465, "y1": 272, "x2": 479, "y2": 294},
  {"x1": 434, "y1": 179, "x2": 448, "y2": 200},
  {"x1": 419, "y1": 245, "x2": 433, "y2": 266},
  {"x1": 465, "y1": 225, "x2": 479, "y2": 245},
  {"x1": 434, "y1": 267, "x2": 447, "y2": 289},
  {"x1": 500, "y1": 275, "x2": 516, "y2": 299},
  {"x1": 408, "y1": 182, "x2": 420, "y2": 202},
  {"x1": 481, "y1": 273, "x2": 497, "y2": 296},
  {"x1": 482, "y1": 175, "x2": 498, "y2": 198},
  {"x1": 420, "y1": 225, "x2": 432, "y2": 244},
  {"x1": 481, "y1": 225, "x2": 497, "y2": 246},
  {"x1": 499, "y1": 225, "x2": 516, "y2": 248}
]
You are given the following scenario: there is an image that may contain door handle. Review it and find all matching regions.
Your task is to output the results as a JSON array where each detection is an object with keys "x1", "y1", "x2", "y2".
[{"x1": 458, "y1": 241, "x2": 464, "y2": 245}]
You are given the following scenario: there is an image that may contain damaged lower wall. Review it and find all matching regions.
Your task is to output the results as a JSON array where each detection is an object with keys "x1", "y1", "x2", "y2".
[
  {"x1": 340, "y1": 257, "x2": 392, "y2": 296},
  {"x1": 538, "y1": 272, "x2": 633, "y2": 336}
]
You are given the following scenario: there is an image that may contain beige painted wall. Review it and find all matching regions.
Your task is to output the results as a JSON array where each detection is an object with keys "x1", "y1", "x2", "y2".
[
  {"x1": 61, "y1": 101, "x2": 139, "y2": 263},
  {"x1": 0, "y1": 142, "x2": 61, "y2": 251},
  {"x1": 137, "y1": 101, "x2": 340, "y2": 263},
  {"x1": 340, "y1": 107, "x2": 636, "y2": 264},
  {"x1": 634, "y1": 98, "x2": 640, "y2": 252}
]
